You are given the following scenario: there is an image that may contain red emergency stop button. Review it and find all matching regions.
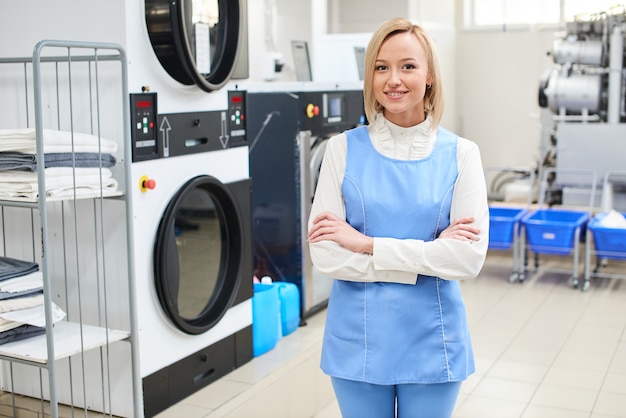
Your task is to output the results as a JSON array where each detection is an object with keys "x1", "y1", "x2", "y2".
[
  {"x1": 139, "y1": 175, "x2": 156, "y2": 192},
  {"x1": 306, "y1": 103, "x2": 320, "y2": 118}
]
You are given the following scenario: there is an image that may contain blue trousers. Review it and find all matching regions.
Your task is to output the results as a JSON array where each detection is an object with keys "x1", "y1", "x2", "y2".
[{"x1": 331, "y1": 377, "x2": 462, "y2": 418}]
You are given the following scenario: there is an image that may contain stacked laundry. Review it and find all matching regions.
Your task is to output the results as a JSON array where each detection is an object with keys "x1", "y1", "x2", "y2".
[
  {"x1": 0, "y1": 128, "x2": 119, "y2": 199},
  {"x1": 0, "y1": 256, "x2": 65, "y2": 345},
  {"x1": 600, "y1": 209, "x2": 626, "y2": 228}
]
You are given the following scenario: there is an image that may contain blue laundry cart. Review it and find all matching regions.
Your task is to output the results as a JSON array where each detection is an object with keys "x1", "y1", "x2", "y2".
[
  {"x1": 488, "y1": 206, "x2": 529, "y2": 282},
  {"x1": 520, "y1": 167, "x2": 596, "y2": 289}
]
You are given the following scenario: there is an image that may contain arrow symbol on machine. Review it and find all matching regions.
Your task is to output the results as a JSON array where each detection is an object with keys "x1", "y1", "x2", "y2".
[
  {"x1": 160, "y1": 117, "x2": 172, "y2": 157},
  {"x1": 219, "y1": 111, "x2": 229, "y2": 148}
]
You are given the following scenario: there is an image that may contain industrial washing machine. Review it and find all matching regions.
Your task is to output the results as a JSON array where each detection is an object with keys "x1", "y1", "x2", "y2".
[
  {"x1": 128, "y1": 90, "x2": 252, "y2": 417},
  {"x1": 124, "y1": 1, "x2": 254, "y2": 416},
  {"x1": 0, "y1": 1, "x2": 253, "y2": 417},
  {"x1": 245, "y1": 83, "x2": 365, "y2": 318},
  {"x1": 537, "y1": 6, "x2": 626, "y2": 209}
]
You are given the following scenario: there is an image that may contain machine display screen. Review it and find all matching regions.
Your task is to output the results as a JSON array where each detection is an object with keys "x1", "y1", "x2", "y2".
[
  {"x1": 325, "y1": 94, "x2": 343, "y2": 123},
  {"x1": 329, "y1": 96, "x2": 342, "y2": 117}
]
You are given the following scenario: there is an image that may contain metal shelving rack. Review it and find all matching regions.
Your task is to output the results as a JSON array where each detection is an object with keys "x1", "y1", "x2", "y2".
[{"x1": 0, "y1": 40, "x2": 140, "y2": 417}]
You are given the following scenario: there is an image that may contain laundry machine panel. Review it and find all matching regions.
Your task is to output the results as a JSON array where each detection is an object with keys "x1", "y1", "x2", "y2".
[
  {"x1": 130, "y1": 90, "x2": 247, "y2": 162},
  {"x1": 247, "y1": 92, "x2": 302, "y2": 282},
  {"x1": 299, "y1": 90, "x2": 367, "y2": 137},
  {"x1": 246, "y1": 87, "x2": 365, "y2": 317}
]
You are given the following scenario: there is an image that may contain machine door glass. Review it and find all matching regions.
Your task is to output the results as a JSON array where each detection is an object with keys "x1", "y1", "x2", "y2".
[
  {"x1": 155, "y1": 175, "x2": 243, "y2": 334},
  {"x1": 145, "y1": 0, "x2": 243, "y2": 91}
]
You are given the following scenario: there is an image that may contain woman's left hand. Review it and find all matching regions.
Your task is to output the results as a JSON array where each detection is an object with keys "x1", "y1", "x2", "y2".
[
  {"x1": 308, "y1": 211, "x2": 374, "y2": 254},
  {"x1": 439, "y1": 217, "x2": 480, "y2": 242}
]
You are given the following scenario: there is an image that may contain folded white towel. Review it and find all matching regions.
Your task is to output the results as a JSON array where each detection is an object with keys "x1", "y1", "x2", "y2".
[
  {"x1": 0, "y1": 271, "x2": 43, "y2": 293},
  {"x1": 0, "y1": 300, "x2": 66, "y2": 330},
  {"x1": 0, "y1": 167, "x2": 113, "y2": 182},
  {"x1": 0, "y1": 167, "x2": 118, "y2": 199},
  {"x1": 0, "y1": 128, "x2": 118, "y2": 154},
  {"x1": 0, "y1": 294, "x2": 44, "y2": 313}
]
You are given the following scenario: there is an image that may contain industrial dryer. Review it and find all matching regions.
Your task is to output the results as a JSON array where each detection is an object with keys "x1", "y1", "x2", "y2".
[{"x1": 0, "y1": 1, "x2": 253, "y2": 417}]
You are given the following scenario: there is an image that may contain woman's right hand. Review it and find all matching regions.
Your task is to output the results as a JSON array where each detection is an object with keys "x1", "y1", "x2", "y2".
[{"x1": 308, "y1": 211, "x2": 374, "y2": 254}]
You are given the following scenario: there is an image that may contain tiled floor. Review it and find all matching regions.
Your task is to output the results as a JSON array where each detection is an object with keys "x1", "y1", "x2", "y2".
[{"x1": 155, "y1": 250, "x2": 626, "y2": 418}]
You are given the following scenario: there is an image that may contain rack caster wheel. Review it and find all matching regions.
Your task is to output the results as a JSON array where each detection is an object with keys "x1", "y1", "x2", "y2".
[
  {"x1": 582, "y1": 280, "x2": 590, "y2": 292},
  {"x1": 508, "y1": 272, "x2": 518, "y2": 283},
  {"x1": 571, "y1": 277, "x2": 579, "y2": 289},
  {"x1": 518, "y1": 273, "x2": 525, "y2": 283}
]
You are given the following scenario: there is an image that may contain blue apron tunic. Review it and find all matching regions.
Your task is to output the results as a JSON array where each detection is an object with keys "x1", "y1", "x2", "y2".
[{"x1": 320, "y1": 125, "x2": 475, "y2": 385}]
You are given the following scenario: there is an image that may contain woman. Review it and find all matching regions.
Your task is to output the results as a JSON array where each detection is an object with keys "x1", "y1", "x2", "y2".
[{"x1": 307, "y1": 18, "x2": 489, "y2": 418}]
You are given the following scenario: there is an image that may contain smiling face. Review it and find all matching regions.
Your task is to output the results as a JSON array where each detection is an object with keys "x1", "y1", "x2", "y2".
[{"x1": 372, "y1": 30, "x2": 432, "y2": 127}]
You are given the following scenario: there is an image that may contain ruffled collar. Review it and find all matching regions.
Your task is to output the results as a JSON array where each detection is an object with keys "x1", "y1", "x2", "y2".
[{"x1": 369, "y1": 113, "x2": 437, "y2": 160}]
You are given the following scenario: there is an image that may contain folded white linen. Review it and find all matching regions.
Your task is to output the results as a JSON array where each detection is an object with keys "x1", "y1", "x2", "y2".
[
  {"x1": 0, "y1": 319, "x2": 23, "y2": 333},
  {"x1": 0, "y1": 284, "x2": 48, "y2": 334},
  {"x1": 0, "y1": 294, "x2": 44, "y2": 313},
  {"x1": 0, "y1": 300, "x2": 66, "y2": 328},
  {"x1": 0, "y1": 167, "x2": 118, "y2": 199},
  {"x1": 0, "y1": 271, "x2": 43, "y2": 293},
  {"x1": 0, "y1": 167, "x2": 113, "y2": 182},
  {"x1": 0, "y1": 128, "x2": 118, "y2": 154}
]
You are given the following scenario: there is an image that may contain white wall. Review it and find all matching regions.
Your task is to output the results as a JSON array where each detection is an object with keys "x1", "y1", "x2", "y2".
[
  {"x1": 247, "y1": 0, "x2": 313, "y2": 82},
  {"x1": 0, "y1": 1, "x2": 126, "y2": 57},
  {"x1": 329, "y1": 0, "x2": 408, "y2": 33},
  {"x1": 455, "y1": 29, "x2": 556, "y2": 171}
]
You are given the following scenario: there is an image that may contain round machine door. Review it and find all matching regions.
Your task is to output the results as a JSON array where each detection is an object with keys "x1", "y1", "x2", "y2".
[
  {"x1": 154, "y1": 175, "x2": 243, "y2": 334},
  {"x1": 145, "y1": 0, "x2": 243, "y2": 92}
]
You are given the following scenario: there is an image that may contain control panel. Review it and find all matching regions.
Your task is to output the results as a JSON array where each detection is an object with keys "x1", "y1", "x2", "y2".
[
  {"x1": 299, "y1": 90, "x2": 365, "y2": 136},
  {"x1": 228, "y1": 90, "x2": 247, "y2": 148},
  {"x1": 130, "y1": 92, "x2": 158, "y2": 162},
  {"x1": 129, "y1": 91, "x2": 248, "y2": 162}
]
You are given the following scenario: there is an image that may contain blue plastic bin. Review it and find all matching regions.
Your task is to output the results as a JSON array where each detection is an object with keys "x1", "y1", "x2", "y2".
[
  {"x1": 522, "y1": 209, "x2": 589, "y2": 255},
  {"x1": 588, "y1": 212, "x2": 626, "y2": 260},
  {"x1": 275, "y1": 282, "x2": 301, "y2": 336},
  {"x1": 488, "y1": 207, "x2": 527, "y2": 250},
  {"x1": 252, "y1": 283, "x2": 280, "y2": 357}
]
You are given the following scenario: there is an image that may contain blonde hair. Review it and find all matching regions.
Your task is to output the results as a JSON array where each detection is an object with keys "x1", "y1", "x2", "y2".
[{"x1": 363, "y1": 18, "x2": 444, "y2": 127}]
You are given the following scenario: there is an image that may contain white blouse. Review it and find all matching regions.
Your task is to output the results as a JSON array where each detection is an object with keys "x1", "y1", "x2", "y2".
[{"x1": 307, "y1": 113, "x2": 490, "y2": 284}]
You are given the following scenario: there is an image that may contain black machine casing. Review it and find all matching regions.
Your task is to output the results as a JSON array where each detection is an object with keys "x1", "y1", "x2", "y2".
[{"x1": 246, "y1": 87, "x2": 365, "y2": 317}]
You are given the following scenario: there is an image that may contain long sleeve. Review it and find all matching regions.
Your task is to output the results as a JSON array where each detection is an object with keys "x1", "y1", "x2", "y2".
[
  {"x1": 371, "y1": 139, "x2": 489, "y2": 280},
  {"x1": 307, "y1": 115, "x2": 489, "y2": 283}
]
